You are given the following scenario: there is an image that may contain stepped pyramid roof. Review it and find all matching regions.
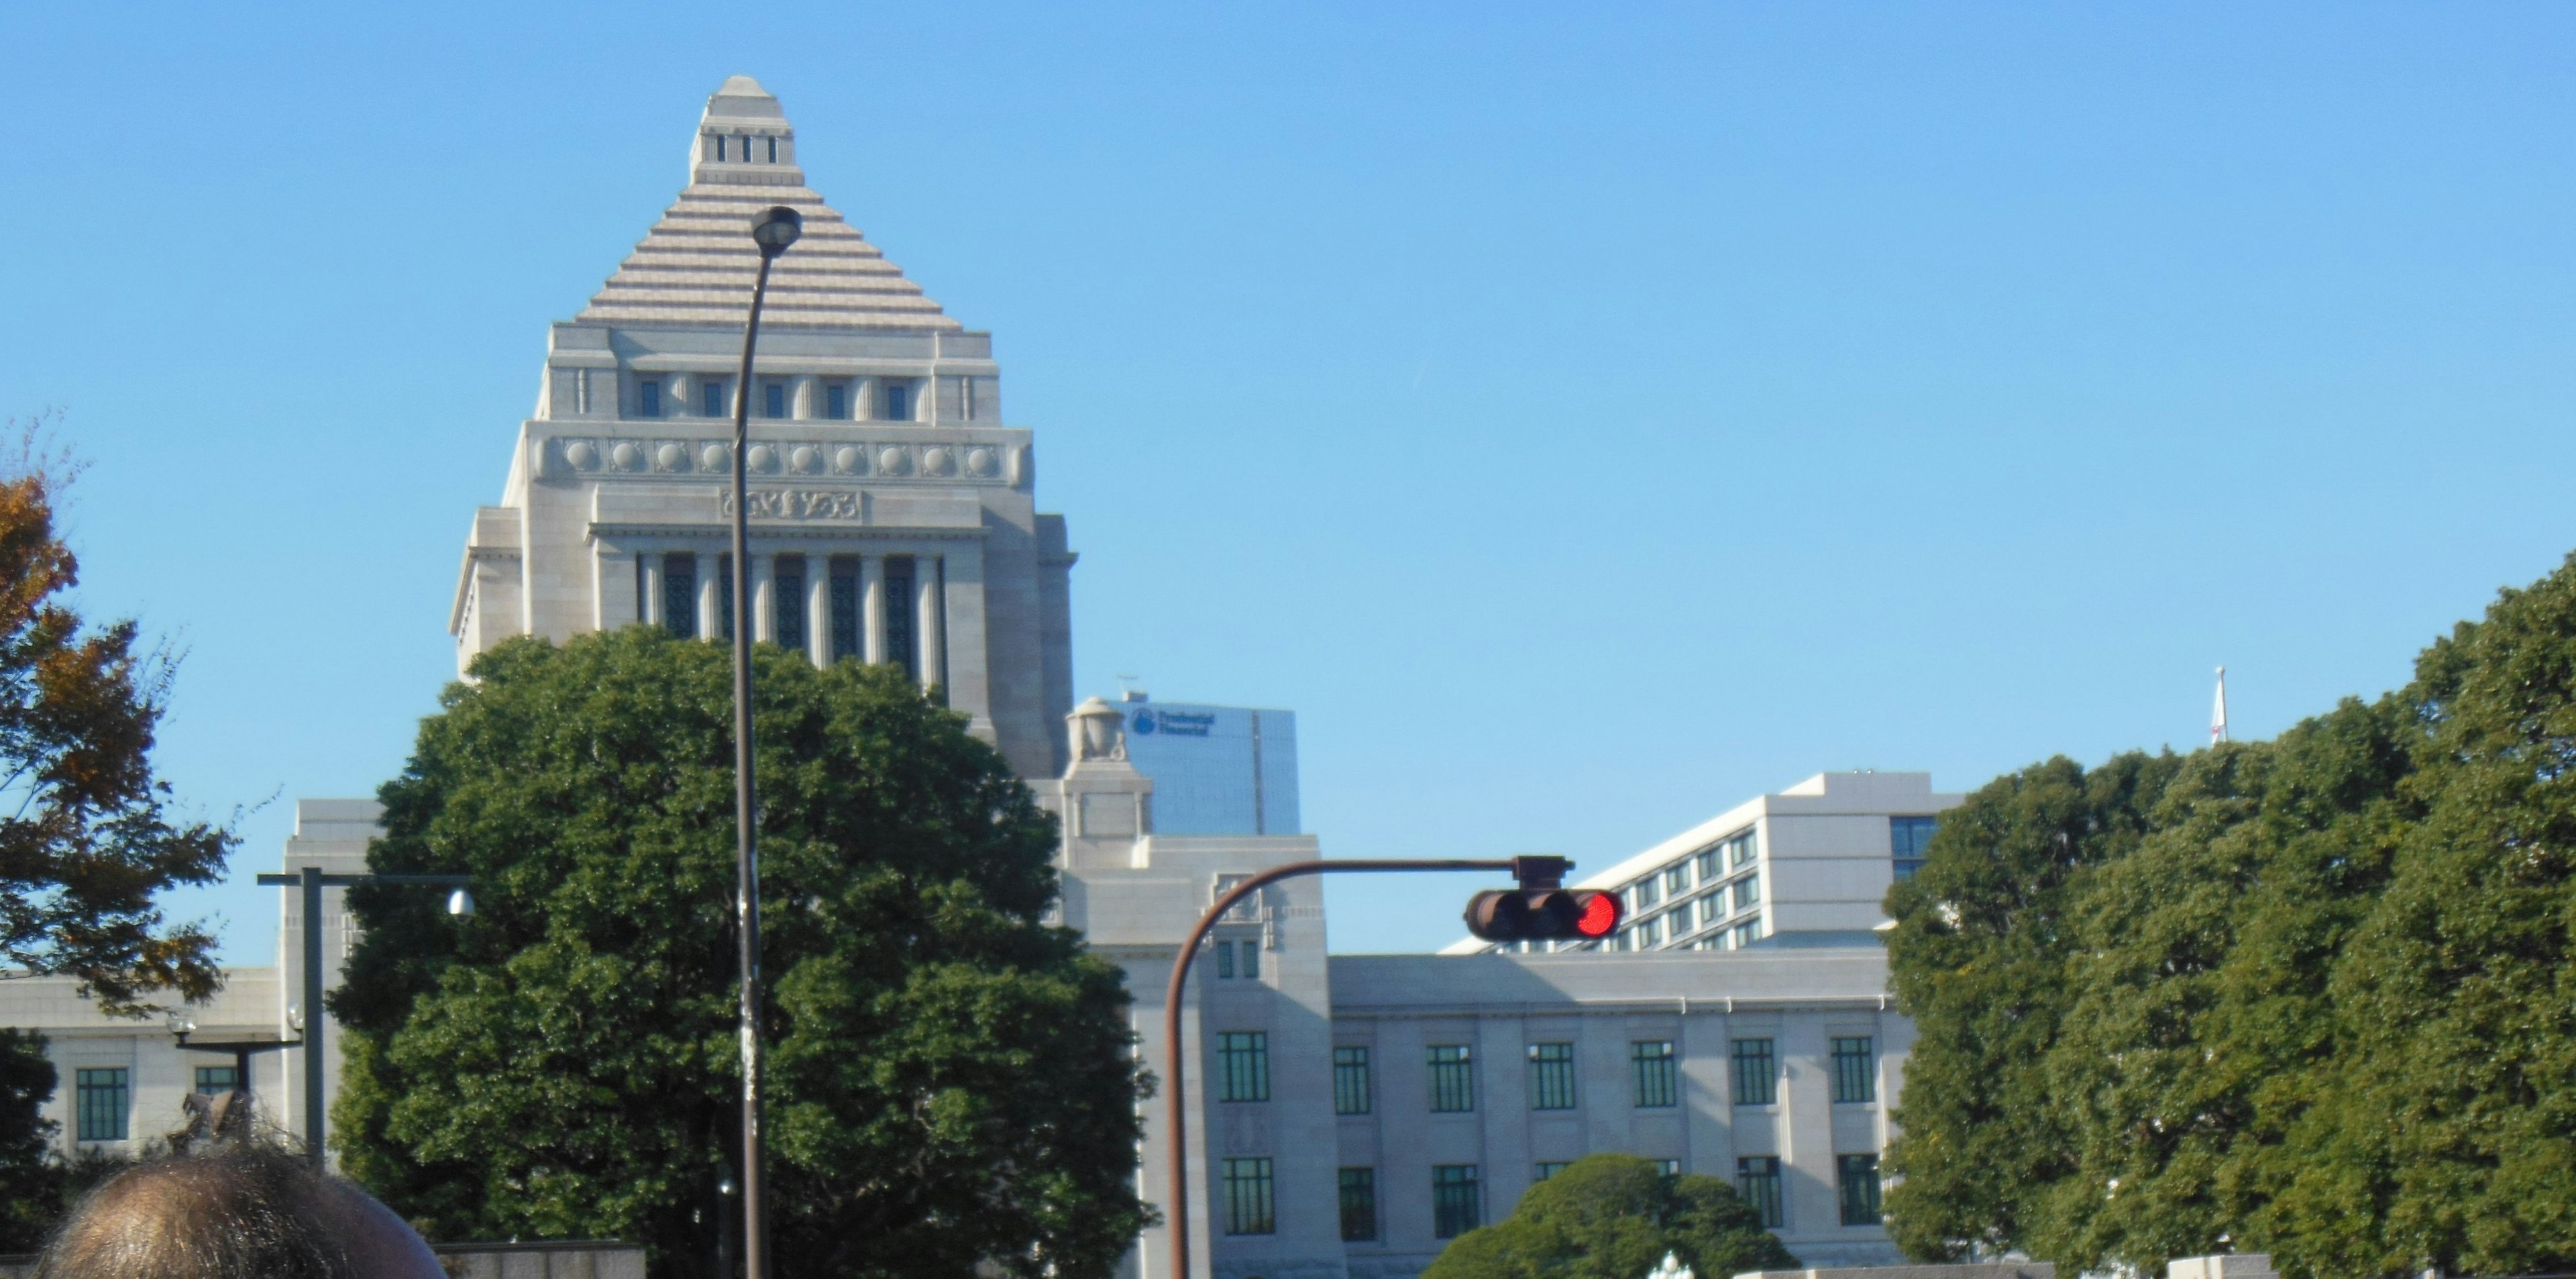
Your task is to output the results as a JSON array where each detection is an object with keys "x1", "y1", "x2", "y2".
[{"x1": 577, "y1": 76, "x2": 960, "y2": 333}]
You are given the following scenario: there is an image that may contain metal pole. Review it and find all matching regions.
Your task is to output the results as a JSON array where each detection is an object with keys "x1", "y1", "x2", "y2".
[
  {"x1": 729, "y1": 250, "x2": 777, "y2": 1279},
  {"x1": 1162, "y1": 859, "x2": 1514, "y2": 1279},
  {"x1": 301, "y1": 865, "x2": 325, "y2": 1168}
]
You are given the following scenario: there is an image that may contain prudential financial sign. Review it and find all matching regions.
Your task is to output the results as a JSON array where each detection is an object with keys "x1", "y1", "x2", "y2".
[{"x1": 1131, "y1": 709, "x2": 1216, "y2": 738}]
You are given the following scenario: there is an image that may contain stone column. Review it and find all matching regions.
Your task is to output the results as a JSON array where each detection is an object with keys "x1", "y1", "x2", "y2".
[
  {"x1": 914, "y1": 555, "x2": 945, "y2": 692},
  {"x1": 806, "y1": 562, "x2": 832, "y2": 666},
  {"x1": 638, "y1": 554, "x2": 663, "y2": 627},
  {"x1": 751, "y1": 555, "x2": 777, "y2": 645},
  {"x1": 936, "y1": 540, "x2": 993, "y2": 739},
  {"x1": 860, "y1": 556, "x2": 887, "y2": 664},
  {"x1": 790, "y1": 374, "x2": 818, "y2": 421},
  {"x1": 853, "y1": 376, "x2": 876, "y2": 422},
  {"x1": 696, "y1": 554, "x2": 722, "y2": 642},
  {"x1": 671, "y1": 372, "x2": 696, "y2": 419}
]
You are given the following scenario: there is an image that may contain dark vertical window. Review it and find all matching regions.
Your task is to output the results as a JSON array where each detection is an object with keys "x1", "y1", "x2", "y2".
[
  {"x1": 1337, "y1": 1167, "x2": 1377, "y2": 1241},
  {"x1": 663, "y1": 555, "x2": 698, "y2": 640},
  {"x1": 639, "y1": 380, "x2": 662, "y2": 417},
  {"x1": 1222, "y1": 1158, "x2": 1274, "y2": 1235},
  {"x1": 773, "y1": 559, "x2": 806, "y2": 653},
  {"x1": 1837, "y1": 1154, "x2": 1882, "y2": 1225},
  {"x1": 1731, "y1": 1039, "x2": 1776, "y2": 1106},
  {"x1": 885, "y1": 382, "x2": 910, "y2": 420},
  {"x1": 1217, "y1": 1031, "x2": 1269, "y2": 1103},
  {"x1": 194, "y1": 1066, "x2": 238, "y2": 1095},
  {"x1": 1240, "y1": 938, "x2": 1260, "y2": 979},
  {"x1": 1730, "y1": 828, "x2": 1759, "y2": 869},
  {"x1": 826, "y1": 383, "x2": 848, "y2": 419},
  {"x1": 765, "y1": 382, "x2": 786, "y2": 419},
  {"x1": 828, "y1": 562, "x2": 858, "y2": 661},
  {"x1": 1832, "y1": 1037, "x2": 1877, "y2": 1103},
  {"x1": 1333, "y1": 1046, "x2": 1372, "y2": 1115},
  {"x1": 1534, "y1": 1162, "x2": 1570, "y2": 1182},
  {"x1": 1632, "y1": 1040, "x2": 1678, "y2": 1108},
  {"x1": 701, "y1": 380, "x2": 724, "y2": 419},
  {"x1": 1428, "y1": 1045, "x2": 1474, "y2": 1113},
  {"x1": 767, "y1": 136, "x2": 779, "y2": 162},
  {"x1": 1431, "y1": 1166, "x2": 1481, "y2": 1239},
  {"x1": 716, "y1": 557, "x2": 735, "y2": 642},
  {"x1": 1737, "y1": 1156, "x2": 1784, "y2": 1227},
  {"x1": 1527, "y1": 1042, "x2": 1576, "y2": 1111},
  {"x1": 1735, "y1": 874, "x2": 1762, "y2": 911},
  {"x1": 1892, "y1": 816, "x2": 1939, "y2": 881},
  {"x1": 1215, "y1": 939, "x2": 1235, "y2": 979},
  {"x1": 883, "y1": 559, "x2": 918, "y2": 678},
  {"x1": 75, "y1": 1068, "x2": 127, "y2": 1142},
  {"x1": 714, "y1": 136, "x2": 727, "y2": 161}
]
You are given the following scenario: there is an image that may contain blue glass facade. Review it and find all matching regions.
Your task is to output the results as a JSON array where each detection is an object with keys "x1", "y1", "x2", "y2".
[{"x1": 1117, "y1": 697, "x2": 1301, "y2": 835}]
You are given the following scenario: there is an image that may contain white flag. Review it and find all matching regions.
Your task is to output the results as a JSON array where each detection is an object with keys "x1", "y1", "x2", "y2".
[{"x1": 2211, "y1": 666, "x2": 2229, "y2": 744}]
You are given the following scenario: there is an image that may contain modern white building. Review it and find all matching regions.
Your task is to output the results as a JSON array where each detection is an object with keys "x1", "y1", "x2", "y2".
[{"x1": 0, "y1": 78, "x2": 1966, "y2": 1279}]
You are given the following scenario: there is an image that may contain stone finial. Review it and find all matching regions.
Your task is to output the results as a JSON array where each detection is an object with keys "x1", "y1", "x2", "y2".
[
  {"x1": 1070, "y1": 696, "x2": 1126, "y2": 764},
  {"x1": 690, "y1": 74, "x2": 800, "y2": 187}
]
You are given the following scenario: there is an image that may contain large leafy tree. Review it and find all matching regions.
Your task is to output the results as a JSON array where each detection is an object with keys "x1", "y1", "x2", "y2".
[
  {"x1": 331, "y1": 627, "x2": 1149, "y2": 1279},
  {"x1": 1419, "y1": 1154, "x2": 1796, "y2": 1279}
]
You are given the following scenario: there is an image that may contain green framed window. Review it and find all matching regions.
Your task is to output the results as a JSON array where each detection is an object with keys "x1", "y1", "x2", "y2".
[
  {"x1": 1534, "y1": 1161, "x2": 1570, "y2": 1182},
  {"x1": 75, "y1": 1068, "x2": 127, "y2": 1142},
  {"x1": 1338, "y1": 1167, "x2": 1377, "y2": 1241},
  {"x1": 1218, "y1": 1031, "x2": 1270, "y2": 1103},
  {"x1": 1428, "y1": 1044, "x2": 1474, "y2": 1113},
  {"x1": 1527, "y1": 1041, "x2": 1576, "y2": 1111},
  {"x1": 1432, "y1": 1164, "x2": 1481, "y2": 1238},
  {"x1": 1831, "y1": 1037, "x2": 1876, "y2": 1104},
  {"x1": 1333, "y1": 1045, "x2": 1372, "y2": 1115},
  {"x1": 1632, "y1": 1040, "x2": 1678, "y2": 1108},
  {"x1": 193, "y1": 1066, "x2": 239, "y2": 1096},
  {"x1": 1838, "y1": 1154, "x2": 1882, "y2": 1225},
  {"x1": 1222, "y1": 1157, "x2": 1275, "y2": 1235},
  {"x1": 1737, "y1": 1156, "x2": 1784, "y2": 1227},
  {"x1": 1731, "y1": 1038, "x2": 1776, "y2": 1106}
]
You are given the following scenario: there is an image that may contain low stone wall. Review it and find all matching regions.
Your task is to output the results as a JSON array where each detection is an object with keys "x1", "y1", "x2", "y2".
[
  {"x1": 1737, "y1": 1265, "x2": 2056, "y2": 1279},
  {"x1": 0, "y1": 1238, "x2": 645, "y2": 1279}
]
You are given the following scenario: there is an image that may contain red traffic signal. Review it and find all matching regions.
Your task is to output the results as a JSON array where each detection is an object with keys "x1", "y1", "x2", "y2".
[{"x1": 1464, "y1": 888, "x2": 1624, "y2": 943}]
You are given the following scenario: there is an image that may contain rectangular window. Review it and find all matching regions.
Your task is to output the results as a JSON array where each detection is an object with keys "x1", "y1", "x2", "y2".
[
  {"x1": 75, "y1": 1068, "x2": 127, "y2": 1142},
  {"x1": 1832, "y1": 1037, "x2": 1877, "y2": 1103},
  {"x1": 1428, "y1": 1045, "x2": 1475, "y2": 1113},
  {"x1": 828, "y1": 563, "x2": 858, "y2": 662},
  {"x1": 1432, "y1": 1165, "x2": 1482, "y2": 1238},
  {"x1": 1694, "y1": 848, "x2": 1720, "y2": 881},
  {"x1": 1737, "y1": 1156, "x2": 1784, "y2": 1228},
  {"x1": 639, "y1": 379, "x2": 662, "y2": 417},
  {"x1": 663, "y1": 554, "x2": 697, "y2": 640},
  {"x1": 773, "y1": 560, "x2": 806, "y2": 652},
  {"x1": 194, "y1": 1066, "x2": 238, "y2": 1095},
  {"x1": 1733, "y1": 919, "x2": 1764, "y2": 949},
  {"x1": 1731, "y1": 1039, "x2": 1776, "y2": 1105},
  {"x1": 1534, "y1": 1162, "x2": 1570, "y2": 1182},
  {"x1": 1334, "y1": 1046, "x2": 1372, "y2": 1115},
  {"x1": 1838, "y1": 1154, "x2": 1883, "y2": 1225},
  {"x1": 1338, "y1": 1167, "x2": 1377, "y2": 1241},
  {"x1": 1699, "y1": 894, "x2": 1723, "y2": 928},
  {"x1": 1218, "y1": 1031, "x2": 1270, "y2": 1103},
  {"x1": 1632, "y1": 1040, "x2": 1678, "y2": 1109},
  {"x1": 1222, "y1": 1158, "x2": 1275, "y2": 1235},
  {"x1": 825, "y1": 382, "x2": 848, "y2": 419},
  {"x1": 1658, "y1": 1159, "x2": 1683, "y2": 1175},
  {"x1": 764, "y1": 382, "x2": 786, "y2": 419},
  {"x1": 1215, "y1": 939, "x2": 1236, "y2": 979},
  {"x1": 1735, "y1": 875, "x2": 1761, "y2": 911},
  {"x1": 716, "y1": 556, "x2": 735, "y2": 641},
  {"x1": 1664, "y1": 866, "x2": 1690, "y2": 897},
  {"x1": 1527, "y1": 1041, "x2": 1576, "y2": 1111},
  {"x1": 703, "y1": 379, "x2": 726, "y2": 418},
  {"x1": 883, "y1": 559, "x2": 917, "y2": 678},
  {"x1": 1892, "y1": 815, "x2": 1939, "y2": 882},
  {"x1": 1635, "y1": 876, "x2": 1662, "y2": 909},
  {"x1": 885, "y1": 382, "x2": 910, "y2": 420},
  {"x1": 766, "y1": 136, "x2": 779, "y2": 163},
  {"x1": 1730, "y1": 829, "x2": 1759, "y2": 868},
  {"x1": 712, "y1": 136, "x2": 726, "y2": 162},
  {"x1": 1241, "y1": 939, "x2": 1260, "y2": 979}
]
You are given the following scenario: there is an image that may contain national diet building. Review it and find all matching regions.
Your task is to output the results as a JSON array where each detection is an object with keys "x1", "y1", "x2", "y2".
[{"x1": 0, "y1": 79, "x2": 1947, "y2": 1279}]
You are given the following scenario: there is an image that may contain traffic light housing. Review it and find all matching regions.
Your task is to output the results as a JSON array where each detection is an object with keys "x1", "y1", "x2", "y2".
[{"x1": 1462, "y1": 856, "x2": 1624, "y2": 943}]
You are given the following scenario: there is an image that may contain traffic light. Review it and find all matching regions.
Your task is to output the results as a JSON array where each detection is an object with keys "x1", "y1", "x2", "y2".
[{"x1": 1462, "y1": 856, "x2": 1625, "y2": 943}]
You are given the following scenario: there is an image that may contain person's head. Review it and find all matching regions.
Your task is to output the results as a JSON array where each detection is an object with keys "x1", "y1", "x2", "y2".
[{"x1": 35, "y1": 1144, "x2": 445, "y2": 1279}]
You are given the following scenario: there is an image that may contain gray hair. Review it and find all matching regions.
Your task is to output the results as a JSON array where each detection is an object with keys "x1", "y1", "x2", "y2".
[{"x1": 36, "y1": 1145, "x2": 360, "y2": 1279}]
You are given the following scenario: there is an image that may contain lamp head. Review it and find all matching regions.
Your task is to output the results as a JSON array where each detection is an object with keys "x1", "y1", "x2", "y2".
[
  {"x1": 750, "y1": 206, "x2": 802, "y2": 257},
  {"x1": 447, "y1": 888, "x2": 476, "y2": 918}
]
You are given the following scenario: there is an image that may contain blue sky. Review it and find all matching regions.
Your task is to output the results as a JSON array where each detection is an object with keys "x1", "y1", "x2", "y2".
[{"x1": 3, "y1": 3, "x2": 2572, "y2": 964}]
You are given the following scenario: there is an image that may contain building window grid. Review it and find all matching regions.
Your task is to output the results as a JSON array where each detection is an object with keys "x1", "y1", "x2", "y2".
[
  {"x1": 1731, "y1": 1038, "x2": 1778, "y2": 1106},
  {"x1": 1729, "y1": 828, "x2": 1759, "y2": 869},
  {"x1": 193, "y1": 1066, "x2": 237, "y2": 1096},
  {"x1": 1892, "y1": 815, "x2": 1939, "y2": 882},
  {"x1": 1838, "y1": 1154, "x2": 1883, "y2": 1225},
  {"x1": 1527, "y1": 1042, "x2": 1576, "y2": 1111},
  {"x1": 74, "y1": 1068, "x2": 127, "y2": 1142},
  {"x1": 662, "y1": 555, "x2": 697, "y2": 640},
  {"x1": 1738, "y1": 1156, "x2": 1785, "y2": 1228},
  {"x1": 828, "y1": 566, "x2": 858, "y2": 661},
  {"x1": 1217, "y1": 1031, "x2": 1270, "y2": 1103},
  {"x1": 1632, "y1": 1040, "x2": 1678, "y2": 1108},
  {"x1": 1428, "y1": 1044, "x2": 1475, "y2": 1113},
  {"x1": 1222, "y1": 1157, "x2": 1275, "y2": 1235},
  {"x1": 1534, "y1": 1161, "x2": 1570, "y2": 1182},
  {"x1": 1333, "y1": 1046, "x2": 1372, "y2": 1115},
  {"x1": 1431, "y1": 1165, "x2": 1481, "y2": 1239},
  {"x1": 1831, "y1": 1037, "x2": 1877, "y2": 1103},
  {"x1": 1338, "y1": 1167, "x2": 1377, "y2": 1241},
  {"x1": 773, "y1": 561, "x2": 806, "y2": 653}
]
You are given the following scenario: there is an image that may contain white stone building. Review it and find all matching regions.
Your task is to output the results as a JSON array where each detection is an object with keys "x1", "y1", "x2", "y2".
[{"x1": 0, "y1": 77, "x2": 1965, "y2": 1279}]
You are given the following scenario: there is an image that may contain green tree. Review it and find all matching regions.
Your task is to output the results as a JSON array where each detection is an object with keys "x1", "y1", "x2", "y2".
[
  {"x1": 1419, "y1": 1154, "x2": 1795, "y2": 1279},
  {"x1": 331, "y1": 627, "x2": 1149, "y2": 1279},
  {"x1": 0, "y1": 1030, "x2": 63, "y2": 1249}
]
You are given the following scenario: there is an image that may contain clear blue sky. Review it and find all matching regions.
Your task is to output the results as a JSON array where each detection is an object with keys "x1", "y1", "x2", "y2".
[{"x1": 4, "y1": 3, "x2": 2572, "y2": 965}]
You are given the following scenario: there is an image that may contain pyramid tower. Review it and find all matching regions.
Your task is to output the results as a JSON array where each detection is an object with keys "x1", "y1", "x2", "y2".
[{"x1": 453, "y1": 76, "x2": 1077, "y2": 782}]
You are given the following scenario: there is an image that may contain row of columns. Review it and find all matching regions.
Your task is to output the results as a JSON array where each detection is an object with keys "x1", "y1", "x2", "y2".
[
  {"x1": 650, "y1": 371, "x2": 926, "y2": 423},
  {"x1": 636, "y1": 550, "x2": 944, "y2": 689}
]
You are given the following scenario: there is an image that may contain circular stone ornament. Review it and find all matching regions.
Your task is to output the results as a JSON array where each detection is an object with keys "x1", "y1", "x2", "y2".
[
  {"x1": 922, "y1": 446, "x2": 956, "y2": 476},
  {"x1": 746, "y1": 444, "x2": 777, "y2": 472},
  {"x1": 877, "y1": 446, "x2": 912, "y2": 476},
  {"x1": 610, "y1": 442, "x2": 643, "y2": 471},
  {"x1": 790, "y1": 446, "x2": 820, "y2": 474},
  {"x1": 833, "y1": 446, "x2": 865, "y2": 474},
  {"x1": 965, "y1": 446, "x2": 998, "y2": 478},
  {"x1": 700, "y1": 444, "x2": 730, "y2": 471},
  {"x1": 565, "y1": 441, "x2": 600, "y2": 470},
  {"x1": 656, "y1": 443, "x2": 688, "y2": 471}
]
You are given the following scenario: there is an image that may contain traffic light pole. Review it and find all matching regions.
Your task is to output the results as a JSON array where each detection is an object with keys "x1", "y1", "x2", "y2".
[{"x1": 1161, "y1": 857, "x2": 1562, "y2": 1279}]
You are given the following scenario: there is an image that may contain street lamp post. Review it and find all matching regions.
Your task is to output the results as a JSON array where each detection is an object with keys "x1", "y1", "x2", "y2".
[
  {"x1": 728, "y1": 203, "x2": 801, "y2": 1279},
  {"x1": 254, "y1": 868, "x2": 473, "y2": 1168},
  {"x1": 1161, "y1": 857, "x2": 1568, "y2": 1279}
]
